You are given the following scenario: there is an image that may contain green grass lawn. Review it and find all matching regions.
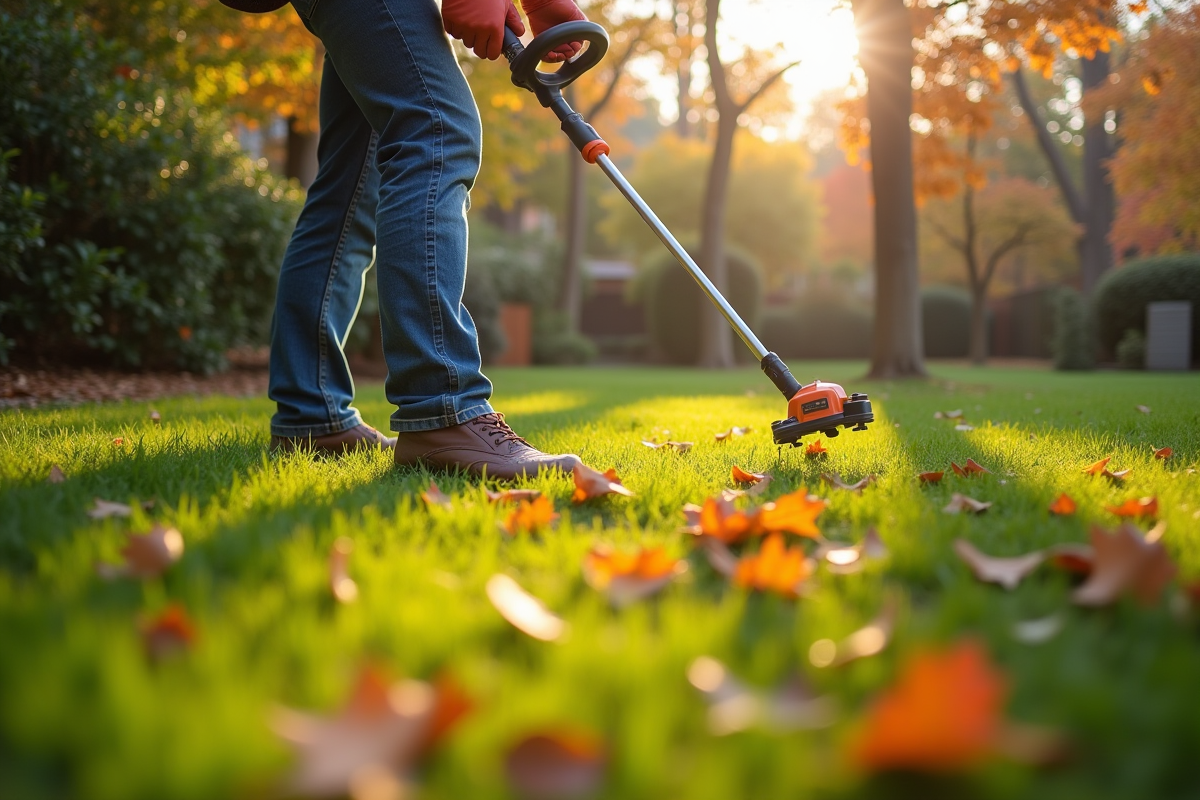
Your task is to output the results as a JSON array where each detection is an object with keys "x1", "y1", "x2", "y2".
[{"x1": 2, "y1": 363, "x2": 1200, "y2": 800}]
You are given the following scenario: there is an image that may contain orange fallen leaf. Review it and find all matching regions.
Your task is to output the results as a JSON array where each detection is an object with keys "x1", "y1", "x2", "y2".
[
  {"x1": 486, "y1": 574, "x2": 566, "y2": 641},
  {"x1": 421, "y1": 481, "x2": 453, "y2": 509},
  {"x1": 1106, "y1": 496, "x2": 1158, "y2": 518},
  {"x1": 330, "y1": 537, "x2": 358, "y2": 603},
  {"x1": 571, "y1": 464, "x2": 635, "y2": 503},
  {"x1": 759, "y1": 489, "x2": 827, "y2": 537},
  {"x1": 583, "y1": 546, "x2": 685, "y2": 606},
  {"x1": 47, "y1": 464, "x2": 66, "y2": 484},
  {"x1": 1046, "y1": 542, "x2": 1095, "y2": 575},
  {"x1": 950, "y1": 458, "x2": 990, "y2": 477},
  {"x1": 734, "y1": 534, "x2": 814, "y2": 598},
  {"x1": 680, "y1": 502, "x2": 703, "y2": 535},
  {"x1": 809, "y1": 593, "x2": 898, "y2": 668},
  {"x1": 641, "y1": 440, "x2": 694, "y2": 453},
  {"x1": 140, "y1": 604, "x2": 196, "y2": 660},
  {"x1": 1083, "y1": 456, "x2": 1111, "y2": 476},
  {"x1": 714, "y1": 425, "x2": 751, "y2": 442},
  {"x1": 1048, "y1": 493, "x2": 1076, "y2": 516},
  {"x1": 1073, "y1": 522, "x2": 1177, "y2": 606},
  {"x1": 502, "y1": 496, "x2": 560, "y2": 536},
  {"x1": 485, "y1": 488, "x2": 542, "y2": 504},
  {"x1": 805, "y1": 439, "x2": 828, "y2": 458},
  {"x1": 849, "y1": 640, "x2": 1006, "y2": 773},
  {"x1": 943, "y1": 493, "x2": 992, "y2": 515},
  {"x1": 821, "y1": 528, "x2": 888, "y2": 574},
  {"x1": 954, "y1": 540, "x2": 1045, "y2": 590},
  {"x1": 272, "y1": 667, "x2": 464, "y2": 798},
  {"x1": 423, "y1": 673, "x2": 474, "y2": 756},
  {"x1": 821, "y1": 472, "x2": 877, "y2": 494},
  {"x1": 97, "y1": 524, "x2": 184, "y2": 579},
  {"x1": 917, "y1": 471, "x2": 944, "y2": 484},
  {"x1": 687, "y1": 656, "x2": 836, "y2": 735},
  {"x1": 699, "y1": 496, "x2": 762, "y2": 544},
  {"x1": 112, "y1": 437, "x2": 124, "y2": 446},
  {"x1": 731, "y1": 464, "x2": 768, "y2": 485},
  {"x1": 1152, "y1": 446, "x2": 1173, "y2": 461},
  {"x1": 506, "y1": 729, "x2": 606, "y2": 800}
]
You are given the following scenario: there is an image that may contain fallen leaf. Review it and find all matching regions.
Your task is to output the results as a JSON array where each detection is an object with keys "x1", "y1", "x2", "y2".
[
  {"x1": 759, "y1": 489, "x2": 827, "y2": 537},
  {"x1": 140, "y1": 604, "x2": 196, "y2": 660},
  {"x1": 88, "y1": 498, "x2": 134, "y2": 520},
  {"x1": 1136, "y1": 404, "x2": 1151, "y2": 414},
  {"x1": 421, "y1": 481, "x2": 453, "y2": 509},
  {"x1": 821, "y1": 528, "x2": 889, "y2": 574},
  {"x1": 687, "y1": 656, "x2": 836, "y2": 735},
  {"x1": 1011, "y1": 613, "x2": 1063, "y2": 645},
  {"x1": 680, "y1": 503, "x2": 703, "y2": 535},
  {"x1": 943, "y1": 494, "x2": 992, "y2": 515},
  {"x1": 697, "y1": 536, "x2": 738, "y2": 578},
  {"x1": 849, "y1": 640, "x2": 1006, "y2": 773},
  {"x1": 505, "y1": 730, "x2": 606, "y2": 800},
  {"x1": 272, "y1": 668, "x2": 454, "y2": 799},
  {"x1": 1073, "y1": 522, "x2": 1177, "y2": 606},
  {"x1": 1083, "y1": 456, "x2": 1115, "y2": 477},
  {"x1": 733, "y1": 534, "x2": 814, "y2": 598},
  {"x1": 821, "y1": 472, "x2": 877, "y2": 494},
  {"x1": 571, "y1": 464, "x2": 635, "y2": 503},
  {"x1": 1046, "y1": 543, "x2": 1095, "y2": 575},
  {"x1": 149, "y1": 409, "x2": 161, "y2": 425},
  {"x1": 1105, "y1": 496, "x2": 1158, "y2": 519},
  {"x1": 97, "y1": 524, "x2": 184, "y2": 579},
  {"x1": 809, "y1": 594, "x2": 898, "y2": 668},
  {"x1": 954, "y1": 540, "x2": 1045, "y2": 590},
  {"x1": 583, "y1": 546, "x2": 685, "y2": 607},
  {"x1": 1144, "y1": 519, "x2": 1167, "y2": 544},
  {"x1": 47, "y1": 464, "x2": 66, "y2": 484},
  {"x1": 486, "y1": 574, "x2": 566, "y2": 641},
  {"x1": 955, "y1": 423, "x2": 976, "y2": 432},
  {"x1": 485, "y1": 488, "x2": 542, "y2": 504},
  {"x1": 112, "y1": 437, "x2": 124, "y2": 446},
  {"x1": 935, "y1": 409, "x2": 965, "y2": 420},
  {"x1": 641, "y1": 440, "x2": 693, "y2": 453},
  {"x1": 805, "y1": 439, "x2": 829, "y2": 458},
  {"x1": 1048, "y1": 493, "x2": 1077, "y2": 516},
  {"x1": 503, "y1": 496, "x2": 560, "y2": 535},
  {"x1": 731, "y1": 464, "x2": 769, "y2": 485},
  {"x1": 330, "y1": 537, "x2": 358, "y2": 603},
  {"x1": 918, "y1": 471, "x2": 945, "y2": 484},
  {"x1": 1152, "y1": 446, "x2": 1173, "y2": 460},
  {"x1": 714, "y1": 425, "x2": 751, "y2": 442},
  {"x1": 950, "y1": 458, "x2": 990, "y2": 477},
  {"x1": 698, "y1": 496, "x2": 762, "y2": 543}
]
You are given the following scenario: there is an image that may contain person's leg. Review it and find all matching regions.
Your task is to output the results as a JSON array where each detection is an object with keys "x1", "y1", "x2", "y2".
[
  {"x1": 300, "y1": 0, "x2": 494, "y2": 433},
  {"x1": 268, "y1": 50, "x2": 385, "y2": 446}
]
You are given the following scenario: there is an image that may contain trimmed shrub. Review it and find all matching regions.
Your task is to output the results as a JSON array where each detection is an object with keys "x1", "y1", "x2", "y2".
[
  {"x1": 1116, "y1": 328, "x2": 1146, "y2": 370},
  {"x1": 642, "y1": 243, "x2": 763, "y2": 365},
  {"x1": 0, "y1": 7, "x2": 302, "y2": 371},
  {"x1": 1093, "y1": 253, "x2": 1200, "y2": 360},
  {"x1": 921, "y1": 285, "x2": 972, "y2": 359},
  {"x1": 761, "y1": 299, "x2": 872, "y2": 359},
  {"x1": 1053, "y1": 287, "x2": 1095, "y2": 371}
]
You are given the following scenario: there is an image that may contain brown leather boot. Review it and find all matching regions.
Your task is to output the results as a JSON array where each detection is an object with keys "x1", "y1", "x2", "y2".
[
  {"x1": 393, "y1": 412, "x2": 581, "y2": 479},
  {"x1": 269, "y1": 424, "x2": 396, "y2": 456}
]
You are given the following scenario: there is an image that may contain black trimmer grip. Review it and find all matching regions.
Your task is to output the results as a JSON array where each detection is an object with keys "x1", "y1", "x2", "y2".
[
  {"x1": 502, "y1": 26, "x2": 525, "y2": 65},
  {"x1": 761, "y1": 352, "x2": 802, "y2": 400}
]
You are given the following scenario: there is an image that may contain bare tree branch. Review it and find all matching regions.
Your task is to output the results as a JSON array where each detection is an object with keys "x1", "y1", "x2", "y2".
[
  {"x1": 735, "y1": 59, "x2": 802, "y2": 115},
  {"x1": 1009, "y1": 67, "x2": 1086, "y2": 224},
  {"x1": 926, "y1": 216, "x2": 967, "y2": 253},
  {"x1": 586, "y1": 25, "x2": 647, "y2": 118},
  {"x1": 982, "y1": 222, "x2": 1036, "y2": 286}
]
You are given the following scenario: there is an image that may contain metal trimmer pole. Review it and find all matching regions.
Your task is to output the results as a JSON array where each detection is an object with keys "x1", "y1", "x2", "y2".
[{"x1": 594, "y1": 153, "x2": 770, "y2": 362}]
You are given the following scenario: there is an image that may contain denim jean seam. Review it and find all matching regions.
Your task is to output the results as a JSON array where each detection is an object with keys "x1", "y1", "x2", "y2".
[
  {"x1": 389, "y1": 402, "x2": 494, "y2": 433},
  {"x1": 316, "y1": 131, "x2": 377, "y2": 423},
  {"x1": 271, "y1": 408, "x2": 364, "y2": 438}
]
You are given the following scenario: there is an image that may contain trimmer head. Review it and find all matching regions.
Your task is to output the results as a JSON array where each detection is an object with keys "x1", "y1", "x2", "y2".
[{"x1": 770, "y1": 380, "x2": 874, "y2": 447}]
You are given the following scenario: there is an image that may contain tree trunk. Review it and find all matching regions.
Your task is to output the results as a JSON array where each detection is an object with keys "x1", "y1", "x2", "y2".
[
  {"x1": 697, "y1": 113, "x2": 738, "y2": 367},
  {"x1": 1079, "y1": 51, "x2": 1114, "y2": 295},
  {"x1": 968, "y1": 285, "x2": 988, "y2": 366},
  {"x1": 559, "y1": 142, "x2": 587, "y2": 334},
  {"x1": 853, "y1": 0, "x2": 927, "y2": 378},
  {"x1": 284, "y1": 116, "x2": 319, "y2": 188}
]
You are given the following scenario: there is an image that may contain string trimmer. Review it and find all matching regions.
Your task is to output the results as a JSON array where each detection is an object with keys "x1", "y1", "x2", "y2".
[{"x1": 502, "y1": 22, "x2": 873, "y2": 446}]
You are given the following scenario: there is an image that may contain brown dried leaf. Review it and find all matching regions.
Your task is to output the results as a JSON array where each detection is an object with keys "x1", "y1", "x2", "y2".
[
  {"x1": 943, "y1": 493, "x2": 992, "y2": 515},
  {"x1": 1106, "y1": 496, "x2": 1158, "y2": 519},
  {"x1": 1072, "y1": 522, "x2": 1178, "y2": 607},
  {"x1": 917, "y1": 471, "x2": 944, "y2": 484},
  {"x1": 954, "y1": 539, "x2": 1045, "y2": 590},
  {"x1": 88, "y1": 498, "x2": 134, "y2": 520},
  {"x1": 97, "y1": 524, "x2": 184, "y2": 579},
  {"x1": 505, "y1": 730, "x2": 606, "y2": 800},
  {"x1": 697, "y1": 536, "x2": 739, "y2": 578},
  {"x1": 140, "y1": 604, "x2": 196, "y2": 660},
  {"x1": 1046, "y1": 542, "x2": 1095, "y2": 575},
  {"x1": 821, "y1": 472, "x2": 877, "y2": 494},
  {"x1": 714, "y1": 425, "x2": 751, "y2": 442},
  {"x1": 1152, "y1": 446, "x2": 1173, "y2": 461},
  {"x1": 680, "y1": 502, "x2": 703, "y2": 535},
  {"x1": 421, "y1": 481, "x2": 453, "y2": 509},
  {"x1": 686, "y1": 656, "x2": 836, "y2": 736},
  {"x1": 486, "y1": 574, "x2": 566, "y2": 641},
  {"x1": 950, "y1": 458, "x2": 990, "y2": 477},
  {"x1": 955, "y1": 423, "x2": 976, "y2": 432},
  {"x1": 809, "y1": 594, "x2": 898, "y2": 668},
  {"x1": 330, "y1": 537, "x2": 358, "y2": 603},
  {"x1": 571, "y1": 464, "x2": 634, "y2": 503},
  {"x1": 641, "y1": 440, "x2": 693, "y2": 453},
  {"x1": 822, "y1": 527, "x2": 889, "y2": 574},
  {"x1": 47, "y1": 464, "x2": 66, "y2": 484},
  {"x1": 485, "y1": 488, "x2": 542, "y2": 504},
  {"x1": 1136, "y1": 404, "x2": 1151, "y2": 414}
]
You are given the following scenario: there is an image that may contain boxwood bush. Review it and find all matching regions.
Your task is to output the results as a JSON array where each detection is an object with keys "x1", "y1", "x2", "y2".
[
  {"x1": 0, "y1": 5, "x2": 302, "y2": 371},
  {"x1": 921, "y1": 285, "x2": 972, "y2": 359},
  {"x1": 761, "y1": 297, "x2": 872, "y2": 360},
  {"x1": 1093, "y1": 254, "x2": 1200, "y2": 361}
]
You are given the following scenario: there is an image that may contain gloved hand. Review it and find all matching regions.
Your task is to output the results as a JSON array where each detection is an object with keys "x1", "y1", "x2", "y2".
[
  {"x1": 520, "y1": 0, "x2": 587, "y2": 62},
  {"x1": 442, "y1": 0, "x2": 525, "y2": 60}
]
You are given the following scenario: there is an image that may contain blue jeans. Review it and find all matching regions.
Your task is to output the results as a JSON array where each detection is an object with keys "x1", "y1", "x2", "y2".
[{"x1": 269, "y1": 0, "x2": 494, "y2": 437}]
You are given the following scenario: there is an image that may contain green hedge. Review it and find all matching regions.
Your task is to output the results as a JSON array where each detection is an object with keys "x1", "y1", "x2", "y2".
[
  {"x1": 642, "y1": 244, "x2": 763, "y2": 365},
  {"x1": 761, "y1": 298, "x2": 872, "y2": 359},
  {"x1": 0, "y1": 6, "x2": 302, "y2": 371},
  {"x1": 921, "y1": 285, "x2": 971, "y2": 358},
  {"x1": 1093, "y1": 254, "x2": 1200, "y2": 360}
]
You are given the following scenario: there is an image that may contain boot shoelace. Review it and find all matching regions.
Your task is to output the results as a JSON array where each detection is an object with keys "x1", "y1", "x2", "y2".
[{"x1": 476, "y1": 413, "x2": 528, "y2": 447}]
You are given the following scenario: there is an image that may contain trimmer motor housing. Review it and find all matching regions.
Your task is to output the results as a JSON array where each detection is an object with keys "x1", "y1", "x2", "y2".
[{"x1": 770, "y1": 381, "x2": 874, "y2": 446}]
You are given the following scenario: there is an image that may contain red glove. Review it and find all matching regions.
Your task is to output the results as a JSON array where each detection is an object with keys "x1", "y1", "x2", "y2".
[
  {"x1": 442, "y1": 0, "x2": 525, "y2": 61},
  {"x1": 520, "y1": 0, "x2": 587, "y2": 62}
]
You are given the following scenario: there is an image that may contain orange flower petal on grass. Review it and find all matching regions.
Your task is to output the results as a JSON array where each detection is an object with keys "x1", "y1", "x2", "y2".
[
  {"x1": 1048, "y1": 493, "x2": 1076, "y2": 516},
  {"x1": 1106, "y1": 496, "x2": 1158, "y2": 519},
  {"x1": 571, "y1": 464, "x2": 635, "y2": 503},
  {"x1": 950, "y1": 458, "x2": 990, "y2": 477},
  {"x1": 733, "y1": 534, "x2": 814, "y2": 598},
  {"x1": 760, "y1": 489, "x2": 827, "y2": 537},
  {"x1": 850, "y1": 640, "x2": 1006, "y2": 773},
  {"x1": 502, "y1": 496, "x2": 559, "y2": 535}
]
